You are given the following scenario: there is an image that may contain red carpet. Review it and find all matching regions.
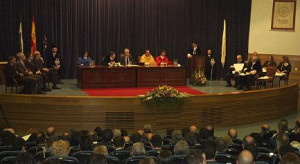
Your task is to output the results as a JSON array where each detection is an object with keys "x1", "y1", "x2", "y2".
[{"x1": 83, "y1": 86, "x2": 205, "y2": 96}]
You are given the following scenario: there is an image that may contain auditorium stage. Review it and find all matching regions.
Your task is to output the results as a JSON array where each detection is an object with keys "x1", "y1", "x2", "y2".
[{"x1": 0, "y1": 79, "x2": 298, "y2": 134}]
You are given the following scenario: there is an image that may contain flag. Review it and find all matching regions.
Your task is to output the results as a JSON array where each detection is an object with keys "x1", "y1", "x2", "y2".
[
  {"x1": 31, "y1": 14, "x2": 36, "y2": 54},
  {"x1": 221, "y1": 19, "x2": 226, "y2": 68},
  {"x1": 19, "y1": 22, "x2": 23, "y2": 52}
]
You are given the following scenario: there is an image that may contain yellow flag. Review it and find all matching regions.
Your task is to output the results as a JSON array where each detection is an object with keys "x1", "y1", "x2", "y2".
[{"x1": 221, "y1": 20, "x2": 226, "y2": 68}]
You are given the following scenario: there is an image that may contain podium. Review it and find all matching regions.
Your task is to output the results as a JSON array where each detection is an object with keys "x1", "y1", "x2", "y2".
[{"x1": 188, "y1": 55, "x2": 206, "y2": 77}]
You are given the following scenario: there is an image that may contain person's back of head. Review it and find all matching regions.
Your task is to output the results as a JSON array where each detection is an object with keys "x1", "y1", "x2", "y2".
[
  {"x1": 202, "y1": 140, "x2": 217, "y2": 160},
  {"x1": 14, "y1": 137, "x2": 26, "y2": 151},
  {"x1": 143, "y1": 124, "x2": 152, "y2": 134},
  {"x1": 249, "y1": 133, "x2": 263, "y2": 146},
  {"x1": 2, "y1": 130, "x2": 16, "y2": 146},
  {"x1": 94, "y1": 127, "x2": 103, "y2": 138},
  {"x1": 15, "y1": 152, "x2": 37, "y2": 164},
  {"x1": 278, "y1": 120, "x2": 289, "y2": 133},
  {"x1": 93, "y1": 145, "x2": 108, "y2": 156},
  {"x1": 187, "y1": 149, "x2": 204, "y2": 164},
  {"x1": 261, "y1": 124, "x2": 270, "y2": 133},
  {"x1": 184, "y1": 132, "x2": 196, "y2": 146},
  {"x1": 46, "y1": 127, "x2": 55, "y2": 137},
  {"x1": 139, "y1": 157, "x2": 155, "y2": 164},
  {"x1": 243, "y1": 135, "x2": 256, "y2": 147},
  {"x1": 244, "y1": 144, "x2": 258, "y2": 159},
  {"x1": 238, "y1": 150, "x2": 254, "y2": 164},
  {"x1": 131, "y1": 142, "x2": 146, "y2": 156},
  {"x1": 89, "y1": 154, "x2": 107, "y2": 164},
  {"x1": 80, "y1": 134, "x2": 91, "y2": 151},
  {"x1": 199, "y1": 128, "x2": 210, "y2": 140},
  {"x1": 276, "y1": 133, "x2": 290, "y2": 150},
  {"x1": 36, "y1": 131, "x2": 47, "y2": 145},
  {"x1": 228, "y1": 128, "x2": 238, "y2": 139},
  {"x1": 166, "y1": 128, "x2": 174, "y2": 136},
  {"x1": 215, "y1": 137, "x2": 229, "y2": 153},
  {"x1": 189, "y1": 125, "x2": 198, "y2": 134},
  {"x1": 171, "y1": 130, "x2": 182, "y2": 140},
  {"x1": 150, "y1": 135, "x2": 162, "y2": 148},
  {"x1": 158, "y1": 150, "x2": 172, "y2": 163},
  {"x1": 51, "y1": 140, "x2": 70, "y2": 157},
  {"x1": 113, "y1": 136, "x2": 125, "y2": 149},
  {"x1": 174, "y1": 140, "x2": 190, "y2": 155},
  {"x1": 295, "y1": 118, "x2": 300, "y2": 129},
  {"x1": 181, "y1": 127, "x2": 190, "y2": 138},
  {"x1": 281, "y1": 152, "x2": 300, "y2": 164},
  {"x1": 102, "y1": 129, "x2": 113, "y2": 142},
  {"x1": 131, "y1": 133, "x2": 142, "y2": 143},
  {"x1": 279, "y1": 145, "x2": 296, "y2": 158},
  {"x1": 206, "y1": 125, "x2": 215, "y2": 138},
  {"x1": 121, "y1": 128, "x2": 128, "y2": 136},
  {"x1": 113, "y1": 129, "x2": 121, "y2": 138}
]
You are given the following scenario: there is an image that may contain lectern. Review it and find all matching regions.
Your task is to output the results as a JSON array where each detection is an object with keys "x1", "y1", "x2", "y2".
[{"x1": 188, "y1": 55, "x2": 206, "y2": 77}]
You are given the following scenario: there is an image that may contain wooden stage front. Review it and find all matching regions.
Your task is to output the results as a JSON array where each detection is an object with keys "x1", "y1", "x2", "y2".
[{"x1": 0, "y1": 82, "x2": 298, "y2": 133}]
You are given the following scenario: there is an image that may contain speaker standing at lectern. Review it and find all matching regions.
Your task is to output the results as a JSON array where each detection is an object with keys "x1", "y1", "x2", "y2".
[{"x1": 187, "y1": 41, "x2": 201, "y2": 59}]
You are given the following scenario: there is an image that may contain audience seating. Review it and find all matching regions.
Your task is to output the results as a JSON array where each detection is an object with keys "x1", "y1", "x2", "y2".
[
  {"x1": 0, "y1": 151, "x2": 22, "y2": 161},
  {"x1": 109, "y1": 150, "x2": 131, "y2": 164},
  {"x1": 161, "y1": 145, "x2": 174, "y2": 154},
  {"x1": 169, "y1": 155, "x2": 188, "y2": 164},
  {"x1": 256, "y1": 67, "x2": 277, "y2": 89},
  {"x1": 1, "y1": 156, "x2": 18, "y2": 164},
  {"x1": 126, "y1": 156, "x2": 157, "y2": 164},
  {"x1": 223, "y1": 148, "x2": 239, "y2": 157},
  {"x1": 227, "y1": 143, "x2": 242, "y2": 153},
  {"x1": 0, "y1": 146, "x2": 13, "y2": 152},
  {"x1": 145, "y1": 150, "x2": 161, "y2": 157},
  {"x1": 44, "y1": 156, "x2": 79, "y2": 164},
  {"x1": 257, "y1": 147, "x2": 271, "y2": 154},
  {"x1": 35, "y1": 151, "x2": 51, "y2": 163},
  {"x1": 106, "y1": 156, "x2": 120, "y2": 164},
  {"x1": 71, "y1": 151, "x2": 93, "y2": 164},
  {"x1": 255, "y1": 153, "x2": 274, "y2": 164},
  {"x1": 232, "y1": 138, "x2": 243, "y2": 145},
  {"x1": 215, "y1": 154, "x2": 236, "y2": 164}
]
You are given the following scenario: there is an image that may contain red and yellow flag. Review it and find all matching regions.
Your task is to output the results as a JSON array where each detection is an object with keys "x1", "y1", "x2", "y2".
[{"x1": 31, "y1": 14, "x2": 36, "y2": 54}]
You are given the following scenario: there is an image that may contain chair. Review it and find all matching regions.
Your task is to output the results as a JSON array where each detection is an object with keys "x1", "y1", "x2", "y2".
[
  {"x1": 170, "y1": 155, "x2": 188, "y2": 164},
  {"x1": 106, "y1": 146, "x2": 115, "y2": 154},
  {"x1": 232, "y1": 138, "x2": 243, "y2": 145},
  {"x1": 227, "y1": 143, "x2": 242, "y2": 153},
  {"x1": 69, "y1": 146, "x2": 81, "y2": 155},
  {"x1": 3, "y1": 69, "x2": 22, "y2": 94},
  {"x1": 106, "y1": 156, "x2": 120, "y2": 164},
  {"x1": 0, "y1": 151, "x2": 23, "y2": 162},
  {"x1": 224, "y1": 148, "x2": 239, "y2": 157},
  {"x1": 44, "y1": 156, "x2": 79, "y2": 164},
  {"x1": 126, "y1": 156, "x2": 157, "y2": 164},
  {"x1": 215, "y1": 154, "x2": 236, "y2": 164},
  {"x1": 0, "y1": 146, "x2": 14, "y2": 152},
  {"x1": 257, "y1": 147, "x2": 271, "y2": 154},
  {"x1": 72, "y1": 151, "x2": 93, "y2": 164},
  {"x1": 256, "y1": 153, "x2": 274, "y2": 164},
  {"x1": 256, "y1": 67, "x2": 277, "y2": 89},
  {"x1": 109, "y1": 150, "x2": 131, "y2": 164},
  {"x1": 161, "y1": 145, "x2": 174, "y2": 154},
  {"x1": 35, "y1": 151, "x2": 51, "y2": 163},
  {"x1": 146, "y1": 150, "x2": 161, "y2": 157},
  {"x1": 1, "y1": 156, "x2": 17, "y2": 164},
  {"x1": 162, "y1": 138, "x2": 172, "y2": 145}
]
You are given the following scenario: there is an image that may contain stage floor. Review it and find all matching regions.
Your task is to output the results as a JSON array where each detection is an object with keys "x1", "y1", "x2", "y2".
[{"x1": 0, "y1": 79, "x2": 244, "y2": 96}]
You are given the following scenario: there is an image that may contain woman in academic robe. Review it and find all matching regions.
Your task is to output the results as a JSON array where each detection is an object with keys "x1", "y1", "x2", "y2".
[
  {"x1": 277, "y1": 56, "x2": 292, "y2": 80},
  {"x1": 156, "y1": 50, "x2": 173, "y2": 66},
  {"x1": 77, "y1": 50, "x2": 92, "y2": 66}
]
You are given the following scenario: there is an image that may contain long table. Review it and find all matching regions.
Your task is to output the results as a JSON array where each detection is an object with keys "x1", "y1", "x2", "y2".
[{"x1": 77, "y1": 65, "x2": 186, "y2": 88}]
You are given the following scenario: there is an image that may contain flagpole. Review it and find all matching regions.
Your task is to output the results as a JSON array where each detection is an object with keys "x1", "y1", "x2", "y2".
[{"x1": 221, "y1": 19, "x2": 226, "y2": 79}]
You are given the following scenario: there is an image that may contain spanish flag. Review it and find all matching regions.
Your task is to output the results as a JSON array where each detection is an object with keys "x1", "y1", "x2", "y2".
[{"x1": 31, "y1": 14, "x2": 36, "y2": 54}]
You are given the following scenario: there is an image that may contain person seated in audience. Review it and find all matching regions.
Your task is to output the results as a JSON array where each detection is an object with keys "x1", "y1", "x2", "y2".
[
  {"x1": 238, "y1": 150, "x2": 254, "y2": 164},
  {"x1": 199, "y1": 127, "x2": 210, "y2": 141},
  {"x1": 174, "y1": 140, "x2": 190, "y2": 155},
  {"x1": 113, "y1": 129, "x2": 121, "y2": 138},
  {"x1": 1, "y1": 130, "x2": 17, "y2": 146},
  {"x1": 237, "y1": 54, "x2": 262, "y2": 90},
  {"x1": 150, "y1": 135, "x2": 162, "y2": 150},
  {"x1": 156, "y1": 50, "x2": 173, "y2": 66},
  {"x1": 4, "y1": 56, "x2": 37, "y2": 94},
  {"x1": 205, "y1": 49, "x2": 217, "y2": 80},
  {"x1": 77, "y1": 50, "x2": 92, "y2": 66},
  {"x1": 215, "y1": 137, "x2": 229, "y2": 154},
  {"x1": 139, "y1": 49, "x2": 156, "y2": 66},
  {"x1": 290, "y1": 118, "x2": 300, "y2": 143},
  {"x1": 263, "y1": 55, "x2": 277, "y2": 68},
  {"x1": 281, "y1": 152, "x2": 300, "y2": 164},
  {"x1": 139, "y1": 157, "x2": 156, "y2": 164},
  {"x1": 270, "y1": 119, "x2": 289, "y2": 148},
  {"x1": 15, "y1": 152, "x2": 37, "y2": 164},
  {"x1": 113, "y1": 136, "x2": 125, "y2": 151},
  {"x1": 244, "y1": 144, "x2": 258, "y2": 160},
  {"x1": 102, "y1": 51, "x2": 119, "y2": 66},
  {"x1": 89, "y1": 154, "x2": 107, "y2": 164},
  {"x1": 260, "y1": 124, "x2": 270, "y2": 137},
  {"x1": 130, "y1": 142, "x2": 146, "y2": 156},
  {"x1": 33, "y1": 51, "x2": 60, "y2": 89},
  {"x1": 51, "y1": 140, "x2": 70, "y2": 157},
  {"x1": 242, "y1": 135, "x2": 256, "y2": 149},
  {"x1": 16, "y1": 52, "x2": 45, "y2": 94},
  {"x1": 187, "y1": 149, "x2": 205, "y2": 164},
  {"x1": 170, "y1": 130, "x2": 183, "y2": 145},
  {"x1": 46, "y1": 127, "x2": 59, "y2": 141},
  {"x1": 47, "y1": 45, "x2": 63, "y2": 82},
  {"x1": 130, "y1": 133, "x2": 142, "y2": 145},
  {"x1": 225, "y1": 54, "x2": 245, "y2": 87},
  {"x1": 93, "y1": 145, "x2": 108, "y2": 156},
  {"x1": 249, "y1": 132, "x2": 263, "y2": 147},
  {"x1": 121, "y1": 128, "x2": 128, "y2": 137},
  {"x1": 25, "y1": 52, "x2": 51, "y2": 92},
  {"x1": 189, "y1": 125, "x2": 198, "y2": 134},
  {"x1": 275, "y1": 133, "x2": 291, "y2": 154},
  {"x1": 99, "y1": 129, "x2": 113, "y2": 147},
  {"x1": 164, "y1": 127, "x2": 174, "y2": 139},
  {"x1": 184, "y1": 132, "x2": 196, "y2": 147},
  {"x1": 279, "y1": 145, "x2": 296, "y2": 160},
  {"x1": 228, "y1": 128, "x2": 238, "y2": 139},
  {"x1": 277, "y1": 56, "x2": 292, "y2": 80},
  {"x1": 182, "y1": 127, "x2": 191, "y2": 138},
  {"x1": 80, "y1": 131, "x2": 92, "y2": 151},
  {"x1": 202, "y1": 140, "x2": 217, "y2": 163},
  {"x1": 157, "y1": 150, "x2": 172, "y2": 163},
  {"x1": 206, "y1": 125, "x2": 216, "y2": 140},
  {"x1": 120, "y1": 48, "x2": 136, "y2": 65}
]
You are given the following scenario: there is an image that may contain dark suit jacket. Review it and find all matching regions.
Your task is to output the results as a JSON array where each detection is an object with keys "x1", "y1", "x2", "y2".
[
  {"x1": 246, "y1": 61, "x2": 262, "y2": 75},
  {"x1": 102, "y1": 55, "x2": 119, "y2": 66},
  {"x1": 15, "y1": 61, "x2": 29, "y2": 76},
  {"x1": 119, "y1": 54, "x2": 136, "y2": 65},
  {"x1": 188, "y1": 47, "x2": 201, "y2": 55},
  {"x1": 47, "y1": 53, "x2": 62, "y2": 68},
  {"x1": 25, "y1": 59, "x2": 39, "y2": 74},
  {"x1": 4, "y1": 63, "x2": 19, "y2": 86},
  {"x1": 34, "y1": 58, "x2": 44, "y2": 71}
]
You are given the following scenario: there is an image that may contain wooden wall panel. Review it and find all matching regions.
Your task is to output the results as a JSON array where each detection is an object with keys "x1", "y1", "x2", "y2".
[{"x1": 0, "y1": 83, "x2": 298, "y2": 133}]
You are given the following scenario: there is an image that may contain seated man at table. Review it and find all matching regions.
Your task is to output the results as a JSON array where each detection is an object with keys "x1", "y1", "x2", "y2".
[
  {"x1": 277, "y1": 56, "x2": 292, "y2": 80},
  {"x1": 237, "y1": 55, "x2": 262, "y2": 91},
  {"x1": 102, "y1": 51, "x2": 119, "y2": 66},
  {"x1": 225, "y1": 54, "x2": 244, "y2": 87},
  {"x1": 139, "y1": 49, "x2": 156, "y2": 66},
  {"x1": 120, "y1": 48, "x2": 136, "y2": 65},
  {"x1": 156, "y1": 50, "x2": 173, "y2": 66},
  {"x1": 77, "y1": 50, "x2": 92, "y2": 66}
]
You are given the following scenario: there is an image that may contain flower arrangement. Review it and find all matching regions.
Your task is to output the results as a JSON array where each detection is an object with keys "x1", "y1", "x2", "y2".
[
  {"x1": 140, "y1": 85, "x2": 190, "y2": 110},
  {"x1": 190, "y1": 68, "x2": 207, "y2": 86}
]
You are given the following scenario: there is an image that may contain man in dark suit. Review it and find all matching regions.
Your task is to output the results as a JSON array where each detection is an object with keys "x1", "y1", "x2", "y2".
[
  {"x1": 47, "y1": 45, "x2": 63, "y2": 82},
  {"x1": 102, "y1": 51, "x2": 119, "y2": 66},
  {"x1": 15, "y1": 52, "x2": 45, "y2": 94},
  {"x1": 33, "y1": 51, "x2": 60, "y2": 89},
  {"x1": 119, "y1": 48, "x2": 136, "y2": 65},
  {"x1": 4, "y1": 56, "x2": 37, "y2": 94},
  {"x1": 187, "y1": 41, "x2": 201, "y2": 59},
  {"x1": 225, "y1": 54, "x2": 245, "y2": 87},
  {"x1": 205, "y1": 49, "x2": 217, "y2": 80}
]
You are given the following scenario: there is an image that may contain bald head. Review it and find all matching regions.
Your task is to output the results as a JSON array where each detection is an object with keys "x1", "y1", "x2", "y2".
[
  {"x1": 261, "y1": 124, "x2": 270, "y2": 132},
  {"x1": 237, "y1": 55, "x2": 243, "y2": 63},
  {"x1": 243, "y1": 136, "x2": 256, "y2": 147},
  {"x1": 46, "y1": 127, "x2": 55, "y2": 136},
  {"x1": 190, "y1": 125, "x2": 198, "y2": 134},
  {"x1": 228, "y1": 128, "x2": 237, "y2": 139},
  {"x1": 238, "y1": 150, "x2": 254, "y2": 164}
]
